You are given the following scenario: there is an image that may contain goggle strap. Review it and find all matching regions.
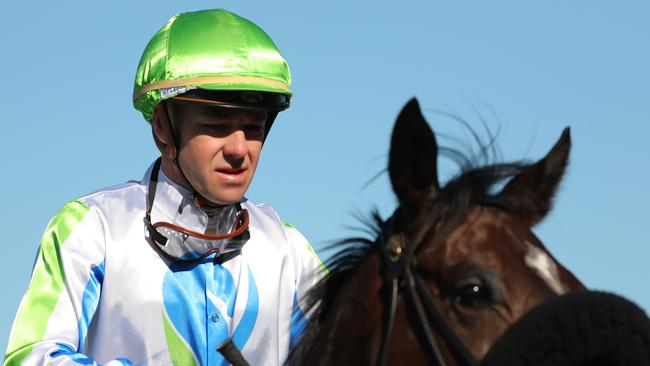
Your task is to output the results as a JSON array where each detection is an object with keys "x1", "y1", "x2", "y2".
[
  {"x1": 151, "y1": 209, "x2": 248, "y2": 241},
  {"x1": 195, "y1": 241, "x2": 246, "y2": 261},
  {"x1": 145, "y1": 158, "x2": 250, "y2": 262},
  {"x1": 146, "y1": 158, "x2": 169, "y2": 248},
  {"x1": 145, "y1": 214, "x2": 169, "y2": 247},
  {"x1": 148, "y1": 158, "x2": 162, "y2": 214}
]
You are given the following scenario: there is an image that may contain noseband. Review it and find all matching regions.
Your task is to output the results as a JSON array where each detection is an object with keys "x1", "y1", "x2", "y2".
[{"x1": 376, "y1": 216, "x2": 478, "y2": 366}]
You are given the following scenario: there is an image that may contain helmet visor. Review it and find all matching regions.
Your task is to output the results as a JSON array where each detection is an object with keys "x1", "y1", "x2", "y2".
[{"x1": 173, "y1": 89, "x2": 290, "y2": 111}]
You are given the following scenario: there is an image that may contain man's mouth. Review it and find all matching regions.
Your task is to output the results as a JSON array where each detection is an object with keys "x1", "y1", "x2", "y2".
[
  {"x1": 215, "y1": 167, "x2": 247, "y2": 183},
  {"x1": 216, "y1": 167, "x2": 246, "y2": 175}
]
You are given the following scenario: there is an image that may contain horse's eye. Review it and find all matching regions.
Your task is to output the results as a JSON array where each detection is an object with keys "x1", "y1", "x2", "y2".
[{"x1": 453, "y1": 279, "x2": 493, "y2": 308}]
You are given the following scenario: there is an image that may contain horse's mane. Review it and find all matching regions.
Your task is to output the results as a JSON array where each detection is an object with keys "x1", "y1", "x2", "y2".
[{"x1": 287, "y1": 127, "x2": 534, "y2": 364}]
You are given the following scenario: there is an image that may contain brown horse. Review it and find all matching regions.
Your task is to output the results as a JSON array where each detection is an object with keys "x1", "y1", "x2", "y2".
[{"x1": 288, "y1": 99, "x2": 585, "y2": 365}]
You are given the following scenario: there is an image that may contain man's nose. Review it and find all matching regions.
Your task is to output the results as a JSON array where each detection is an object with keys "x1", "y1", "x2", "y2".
[{"x1": 223, "y1": 129, "x2": 248, "y2": 159}]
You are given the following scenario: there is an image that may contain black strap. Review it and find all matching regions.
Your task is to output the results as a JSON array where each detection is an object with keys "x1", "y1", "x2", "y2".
[
  {"x1": 217, "y1": 338, "x2": 250, "y2": 366},
  {"x1": 377, "y1": 220, "x2": 405, "y2": 366},
  {"x1": 376, "y1": 277, "x2": 398, "y2": 366},
  {"x1": 376, "y1": 212, "x2": 478, "y2": 366},
  {"x1": 403, "y1": 266, "x2": 449, "y2": 366},
  {"x1": 145, "y1": 158, "x2": 168, "y2": 246},
  {"x1": 413, "y1": 274, "x2": 478, "y2": 366}
]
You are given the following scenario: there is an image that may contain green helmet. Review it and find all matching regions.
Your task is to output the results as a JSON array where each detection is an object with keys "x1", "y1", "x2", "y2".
[{"x1": 133, "y1": 9, "x2": 292, "y2": 122}]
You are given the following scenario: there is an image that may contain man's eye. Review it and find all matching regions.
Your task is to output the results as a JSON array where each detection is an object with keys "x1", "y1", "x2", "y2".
[{"x1": 202, "y1": 123, "x2": 229, "y2": 132}]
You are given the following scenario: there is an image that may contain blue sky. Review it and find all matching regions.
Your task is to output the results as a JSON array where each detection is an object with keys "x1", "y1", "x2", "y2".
[{"x1": 1, "y1": 1, "x2": 648, "y2": 354}]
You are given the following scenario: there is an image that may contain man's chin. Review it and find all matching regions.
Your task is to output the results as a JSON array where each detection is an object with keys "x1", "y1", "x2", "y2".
[
  {"x1": 211, "y1": 187, "x2": 249, "y2": 204},
  {"x1": 194, "y1": 191, "x2": 244, "y2": 208}
]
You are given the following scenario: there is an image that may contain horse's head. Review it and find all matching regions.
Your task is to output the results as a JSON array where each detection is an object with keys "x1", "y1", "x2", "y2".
[
  {"x1": 384, "y1": 99, "x2": 585, "y2": 363},
  {"x1": 289, "y1": 99, "x2": 585, "y2": 365}
]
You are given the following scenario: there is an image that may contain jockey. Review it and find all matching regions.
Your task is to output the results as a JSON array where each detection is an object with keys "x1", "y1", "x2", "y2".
[{"x1": 4, "y1": 9, "x2": 324, "y2": 366}]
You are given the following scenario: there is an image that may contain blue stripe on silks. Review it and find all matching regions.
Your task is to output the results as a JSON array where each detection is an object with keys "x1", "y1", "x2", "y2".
[
  {"x1": 164, "y1": 257, "x2": 238, "y2": 366},
  {"x1": 289, "y1": 291, "x2": 307, "y2": 350},
  {"x1": 163, "y1": 260, "x2": 259, "y2": 366},
  {"x1": 78, "y1": 260, "x2": 105, "y2": 351},
  {"x1": 231, "y1": 266, "x2": 259, "y2": 353},
  {"x1": 51, "y1": 342, "x2": 99, "y2": 365},
  {"x1": 51, "y1": 342, "x2": 136, "y2": 365}
]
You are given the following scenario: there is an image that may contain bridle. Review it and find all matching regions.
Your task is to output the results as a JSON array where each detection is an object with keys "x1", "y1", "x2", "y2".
[{"x1": 376, "y1": 213, "x2": 478, "y2": 366}]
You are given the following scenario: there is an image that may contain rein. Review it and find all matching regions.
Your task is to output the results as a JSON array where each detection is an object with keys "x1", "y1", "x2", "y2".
[{"x1": 376, "y1": 214, "x2": 478, "y2": 366}]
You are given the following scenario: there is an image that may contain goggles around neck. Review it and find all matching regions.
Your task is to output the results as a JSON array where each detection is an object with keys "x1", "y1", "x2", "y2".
[{"x1": 144, "y1": 158, "x2": 250, "y2": 262}]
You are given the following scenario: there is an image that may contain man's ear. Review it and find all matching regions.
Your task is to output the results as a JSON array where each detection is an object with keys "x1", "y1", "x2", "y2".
[{"x1": 151, "y1": 103, "x2": 176, "y2": 160}]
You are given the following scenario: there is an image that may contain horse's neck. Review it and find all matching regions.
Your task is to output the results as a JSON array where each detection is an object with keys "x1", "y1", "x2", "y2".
[{"x1": 308, "y1": 253, "x2": 385, "y2": 364}]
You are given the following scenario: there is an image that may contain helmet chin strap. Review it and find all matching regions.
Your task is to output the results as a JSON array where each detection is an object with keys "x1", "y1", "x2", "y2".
[
  {"x1": 161, "y1": 102, "x2": 216, "y2": 208},
  {"x1": 263, "y1": 111, "x2": 278, "y2": 142}
]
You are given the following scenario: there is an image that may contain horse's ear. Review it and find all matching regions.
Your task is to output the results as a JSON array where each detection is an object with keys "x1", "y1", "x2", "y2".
[
  {"x1": 497, "y1": 127, "x2": 571, "y2": 225},
  {"x1": 389, "y1": 98, "x2": 440, "y2": 209}
]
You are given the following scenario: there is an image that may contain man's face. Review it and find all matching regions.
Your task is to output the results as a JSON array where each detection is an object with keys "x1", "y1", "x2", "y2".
[{"x1": 167, "y1": 101, "x2": 267, "y2": 206}]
